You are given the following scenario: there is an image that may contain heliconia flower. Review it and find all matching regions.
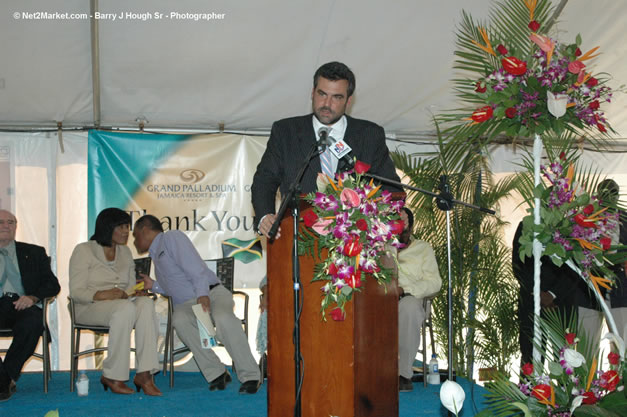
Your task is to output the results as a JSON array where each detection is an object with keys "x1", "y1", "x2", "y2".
[
  {"x1": 302, "y1": 210, "x2": 319, "y2": 227},
  {"x1": 312, "y1": 218, "x2": 333, "y2": 235},
  {"x1": 505, "y1": 107, "x2": 517, "y2": 118},
  {"x1": 354, "y1": 160, "x2": 371, "y2": 175},
  {"x1": 608, "y1": 352, "x2": 620, "y2": 365},
  {"x1": 440, "y1": 380, "x2": 466, "y2": 416},
  {"x1": 547, "y1": 91, "x2": 568, "y2": 118},
  {"x1": 600, "y1": 237, "x2": 612, "y2": 251},
  {"x1": 586, "y1": 77, "x2": 598, "y2": 87},
  {"x1": 501, "y1": 56, "x2": 527, "y2": 76},
  {"x1": 388, "y1": 219, "x2": 405, "y2": 235},
  {"x1": 583, "y1": 204, "x2": 595, "y2": 215},
  {"x1": 528, "y1": 20, "x2": 540, "y2": 31},
  {"x1": 568, "y1": 60, "x2": 586, "y2": 74},
  {"x1": 582, "y1": 391, "x2": 597, "y2": 405},
  {"x1": 600, "y1": 370, "x2": 619, "y2": 391},
  {"x1": 496, "y1": 44, "x2": 508, "y2": 55},
  {"x1": 563, "y1": 348, "x2": 585, "y2": 368},
  {"x1": 343, "y1": 236, "x2": 362, "y2": 257},
  {"x1": 470, "y1": 26, "x2": 496, "y2": 56},
  {"x1": 340, "y1": 187, "x2": 361, "y2": 208},
  {"x1": 356, "y1": 218, "x2": 368, "y2": 231},
  {"x1": 521, "y1": 363, "x2": 534, "y2": 376},
  {"x1": 475, "y1": 81, "x2": 487, "y2": 93},
  {"x1": 330, "y1": 307, "x2": 345, "y2": 321},
  {"x1": 471, "y1": 106, "x2": 494, "y2": 123}
]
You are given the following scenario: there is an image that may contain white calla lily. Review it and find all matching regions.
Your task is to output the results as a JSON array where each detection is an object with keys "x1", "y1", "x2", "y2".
[
  {"x1": 570, "y1": 395, "x2": 584, "y2": 414},
  {"x1": 547, "y1": 91, "x2": 569, "y2": 118},
  {"x1": 564, "y1": 349, "x2": 585, "y2": 368},
  {"x1": 603, "y1": 332, "x2": 626, "y2": 361},
  {"x1": 440, "y1": 380, "x2": 465, "y2": 416}
]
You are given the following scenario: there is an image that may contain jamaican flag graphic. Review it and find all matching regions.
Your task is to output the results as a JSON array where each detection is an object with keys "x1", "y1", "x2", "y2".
[{"x1": 221, "y1": 237, "x2": 262, "y2": 264}]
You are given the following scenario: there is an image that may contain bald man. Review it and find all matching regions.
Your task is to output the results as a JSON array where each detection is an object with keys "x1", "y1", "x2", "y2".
[{"x1": 0, "y1": 210, "x2": 60, "y2": 401}]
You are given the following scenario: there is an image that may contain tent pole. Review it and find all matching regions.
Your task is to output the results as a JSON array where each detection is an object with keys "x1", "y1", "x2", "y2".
[{"x1": 90, "y1": 0, "x2": 101, "y2": 128}]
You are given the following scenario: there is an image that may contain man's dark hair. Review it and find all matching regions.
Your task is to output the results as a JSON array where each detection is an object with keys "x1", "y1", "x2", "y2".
[
  {"x1": 135, "y1": 214, "x2": 164, "y2": 233},
  {"x1": 313, "y1": 61, "x2": 356, "y2": 97},
  {"x1": 402, "y1": 207, "x2": 415, "y2": 232},
  {"x1": 90, "y1": 207, "x2": 131, "y2": 247}
]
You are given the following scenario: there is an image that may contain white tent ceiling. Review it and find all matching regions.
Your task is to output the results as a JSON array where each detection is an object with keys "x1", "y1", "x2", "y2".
[{"x1": 1, "y1": 0, "x2": 626, "y2": 139}]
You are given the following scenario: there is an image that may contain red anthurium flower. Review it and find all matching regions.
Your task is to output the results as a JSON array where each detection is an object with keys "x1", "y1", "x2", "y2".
[
  {"x1": 574, "y1": 213, "x2": 597, "y2": 228},
  {"x1": 597, "y1": 123, "x2": 607, "y2": 133},
  {"x1": 471, "y1": 106, "x2": 494, "y2": 123},
  {"x1": 388, "y1": 219, "x2": 405, "y2": 235},
  {"x1": 586, "y1": 77, "x2": 598, "y2": 87},
  {"x1": 575, "y1": 47, "x2": 582, "y2": 57},
  {"x1": 608, "y1": 352, "x2": 620, "y2": 365},
  {"x1": 600, "y1": 237, "x2": 612, "y2": 251},
  {"x1": 343, "y1": 236, "x2": 363, "y2": 257},
  {"x1": 302, "y1": 210, "x2": 319, "y2": 227},
  {"x1": 354, "y1": 160, "x2": 371, "y2": 175},
  {"x1": 501, "y1": 56, "x2": 527, "y2": 76},
  {"x1": 475, "y1": 81, "x2": 487, "y2": 93},
  {"x1": 356, "y1": 218, "x2": 368, "y2": 231},
  {"x1": 330, "y1": 307, "x2": 345, "y2": 321},
  {"x1": 565, "y1": 332, "x2": 577, "y2": 345},
  {"x1": 568, "y1": 60, "x2": 586, "y2": 74},
  {"x1": 582, "y1": 391, "x2": 597, "y2": 405},
  {"x1": 589, "y1": 100, "x2": 600, "y2": 110},
  {"x1": 496, "y1": 44, "x2": 508, "y2": 55},
  {"x1": 600, "y1": 370, "x2": 619, "y2": 391},
  {"x1": 347, "y1": 268, "x2": 362, "y2": 288},
  {"x1": 531, "y1": 384, "x2": 552, "y2": 402},
  {"x1": 505, "y1": 107, "x2": 517, "y2": 118},
  {"x1": 521, "y1": 363, "x2": 534, "y2": 376},
  {"x1": 583, "y1": 204, "x2": 595, "y2": 215},
  {"x1": 528, "y1": 20, "x2": 540, "y2": 31}
]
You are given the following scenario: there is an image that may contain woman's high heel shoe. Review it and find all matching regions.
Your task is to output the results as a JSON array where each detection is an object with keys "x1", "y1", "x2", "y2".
[
  {"x1": 100, "y1": 375, "x2": 134, "y2": 394},
  {"x1": 133, "y1": 371, "x2": 162, "y2": 396}
]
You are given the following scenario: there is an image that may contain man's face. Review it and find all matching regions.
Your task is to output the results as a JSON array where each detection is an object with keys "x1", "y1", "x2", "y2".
[
  {"x1": 0, "y1": 210, "x2": 17, "y2": 246},
  {"x1": 312, "y1": 77, "x2": 353, "y2": 126},
  {"x1": 132, "y1": 226, "x2": 150, "y2": 254}
]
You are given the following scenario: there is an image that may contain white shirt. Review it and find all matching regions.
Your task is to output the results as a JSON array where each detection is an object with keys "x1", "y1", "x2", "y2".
[{"x1": 312, "y1": 114, "x2": 348, "y2": 174}]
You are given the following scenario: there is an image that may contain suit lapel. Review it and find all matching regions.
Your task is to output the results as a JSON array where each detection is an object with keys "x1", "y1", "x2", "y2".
[{"x1": 297, "y1": 114, "x2": 321, "y2": 172}]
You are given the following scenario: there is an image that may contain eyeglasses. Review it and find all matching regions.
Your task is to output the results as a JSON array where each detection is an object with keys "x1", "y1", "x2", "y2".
[{"x1": 0, "y1": 220, "x2": 17, "y2": 226}]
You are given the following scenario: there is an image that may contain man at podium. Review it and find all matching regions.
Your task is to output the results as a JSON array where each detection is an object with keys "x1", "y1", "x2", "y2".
[{"x1": 251, "y1": 61, "x2": 402, "y2": 238}]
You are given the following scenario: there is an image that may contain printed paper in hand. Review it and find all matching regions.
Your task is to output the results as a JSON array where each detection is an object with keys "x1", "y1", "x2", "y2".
[{"x1": 192, "y1": 304, "x2": 217, "y2": 349}]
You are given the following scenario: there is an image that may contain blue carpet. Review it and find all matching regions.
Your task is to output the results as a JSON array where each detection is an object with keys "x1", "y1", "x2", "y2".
[{"x1": 1, "y1": 370, "x2": 488, "y2": 416}]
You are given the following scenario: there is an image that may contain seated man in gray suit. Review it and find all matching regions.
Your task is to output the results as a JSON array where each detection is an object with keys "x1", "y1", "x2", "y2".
[
  {"x1": 251, "y1": 61, "x2": 403, "y2": 238},
  {"x1": 0, "y1": 209, "x2": 60, "y2": 401}
]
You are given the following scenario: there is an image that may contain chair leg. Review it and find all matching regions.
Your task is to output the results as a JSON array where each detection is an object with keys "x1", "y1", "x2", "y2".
[
  {"x1": 169, "y1": 323, "x2": 174, "y2": 388},
  {"x1": 43, "y1": 332, "x2": 50, "y2": 393}
]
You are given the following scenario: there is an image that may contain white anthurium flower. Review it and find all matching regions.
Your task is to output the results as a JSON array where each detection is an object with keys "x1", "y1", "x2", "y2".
[
  {"x1": 564, "y1": 349, "x2": 586, "y2": 368},
  {"x1": 603, "y1": 332, "x2": 626, "y2": 361},
  {"x1": 571, "y1": 395, "x2": 584, "y2": 414},
  {"x1": 440, "y1": 380, "x2": 465, "y2": 416},
  {"x1": 547, "y1": 91, "x2": 569, "y2": 118}
]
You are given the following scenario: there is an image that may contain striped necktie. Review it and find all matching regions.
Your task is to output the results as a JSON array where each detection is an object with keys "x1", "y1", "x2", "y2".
[{"x1": 320, "y1": 140, "x2": 334, "y2": 178}]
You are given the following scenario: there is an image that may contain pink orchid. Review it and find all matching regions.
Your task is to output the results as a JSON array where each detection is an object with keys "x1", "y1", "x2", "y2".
[
  {"x1": 340, "y1": 188, "x2": 361, "y2": 208},
  {"x1": 312, "y1": 218, "x2": 333, "y2": 235}
]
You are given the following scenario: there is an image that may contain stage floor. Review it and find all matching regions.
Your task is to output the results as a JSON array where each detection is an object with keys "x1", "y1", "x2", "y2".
[{"x1": 2, "y1": 369, "x2": 488, "y2": 416}]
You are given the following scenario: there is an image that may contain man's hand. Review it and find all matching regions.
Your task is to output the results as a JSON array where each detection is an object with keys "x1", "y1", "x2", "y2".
[
  {"x1": 258, "y1": 214, "x2": 281, "y2": 239},
  {"x1": 13, "y1": 295, "x2": 38, "y2": 311},
  {"x1": 540, "y1": 291, "x2": 556, "y2": 309},
  {"x1": 139, "y1": 273, "x2": 155, "y2": 290},
  {"x1": 93, "y1": 288, "x2": 128, "y2": 301},
  {"x1": 197, "y1": 295, "x2": 211, "y2": 313}
]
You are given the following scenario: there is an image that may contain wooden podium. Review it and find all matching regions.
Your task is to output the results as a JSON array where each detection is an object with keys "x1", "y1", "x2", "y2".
[{"x1": 266, "y1": 206, "x2": 399, "y2": 417}]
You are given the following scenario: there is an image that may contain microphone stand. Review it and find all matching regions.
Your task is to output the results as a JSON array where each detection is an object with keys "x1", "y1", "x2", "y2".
[
  {"x1": 267, "y1": 140, "x2": 323, "y2": 417},
  {"x1": 364, "y1": 171, "x2": 494, "y2": 389}
]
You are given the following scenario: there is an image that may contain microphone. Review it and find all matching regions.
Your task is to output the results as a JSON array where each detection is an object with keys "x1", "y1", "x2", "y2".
[
  {"x1": 326, "y1": 135, "x2": 355, "y2": 169},
  {"x1": 317, "y1": 127, "x2": 330, "y2": 151}
]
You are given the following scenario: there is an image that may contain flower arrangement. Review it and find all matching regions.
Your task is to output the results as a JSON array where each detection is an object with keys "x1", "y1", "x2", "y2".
[
  {"x1": 463, "y1": 0, "x2": 615, "y2": 138},
  {"x1": 477, "y1": 312, "x2": 627, "y2": 417},
  {"x1": 299, "y1": 161, "x2": 404, "y2": 319},
  {"x1": 517, "y1": 154, "x2": 619, "y2": 295}
]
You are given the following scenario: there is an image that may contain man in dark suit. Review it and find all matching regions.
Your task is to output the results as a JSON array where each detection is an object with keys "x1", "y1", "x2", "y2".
[
  {"x1": 0, "y1": 209, "x2": 60, "y2": 401},
  {"x1": 251, "y1": 61, "x2": 402, "y2": 238}
]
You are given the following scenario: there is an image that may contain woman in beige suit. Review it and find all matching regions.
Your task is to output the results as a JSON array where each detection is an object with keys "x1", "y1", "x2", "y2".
[{"x1": 69, "y1": 208, "x2": 161, "y2": 396}]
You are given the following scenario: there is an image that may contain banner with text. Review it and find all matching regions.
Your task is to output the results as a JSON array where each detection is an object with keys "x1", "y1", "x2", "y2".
[{"x1": 88, "y1": 131, "x2": 268, "y2": 288}]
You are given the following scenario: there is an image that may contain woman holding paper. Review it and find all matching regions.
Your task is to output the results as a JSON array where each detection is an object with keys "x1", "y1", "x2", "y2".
[{"x1": 69, "y1": 208, "x2": 161, "y2": 396}]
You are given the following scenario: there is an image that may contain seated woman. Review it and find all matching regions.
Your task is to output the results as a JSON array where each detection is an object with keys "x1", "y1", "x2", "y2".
[{"x1": 69, "y1": 208, "x2": 161, "y2": 396}]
